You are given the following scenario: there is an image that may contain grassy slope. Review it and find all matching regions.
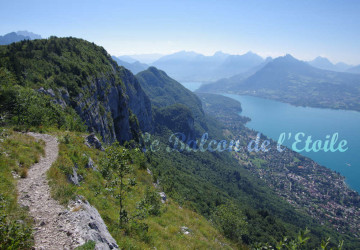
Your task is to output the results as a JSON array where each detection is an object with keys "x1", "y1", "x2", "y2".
[{"x1": 47, "y1": 131, "x2": 237, "y2": 249}]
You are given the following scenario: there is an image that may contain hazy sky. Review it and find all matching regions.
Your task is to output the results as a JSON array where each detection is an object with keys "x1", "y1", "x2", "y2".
[{"x1": 1, "y1": 0, "x2": 359, "y2": 64}]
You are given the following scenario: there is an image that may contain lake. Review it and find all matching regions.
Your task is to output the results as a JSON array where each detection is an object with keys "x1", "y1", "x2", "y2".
[{"x1": 223, "y1": 94, "x2": 360, "y2": 193}]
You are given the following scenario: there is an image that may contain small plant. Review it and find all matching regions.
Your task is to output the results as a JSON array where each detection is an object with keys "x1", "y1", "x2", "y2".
[
  {"x1": 129, "y1": 220, "x2": 150, "y2": 243},
  {"x1": 64, "y1": 134, "x2": 71, "y2": 144},
  {"x1": 136, "y1": 187, "x2": 161, "y2": 218},
  {"x1": 75, "y1": 240, "x2": 95, "y2": 250},
  {"x1": 20, "y1": 168, "x2": 28, "y2": 178},
  {"x1": 71, "y1": 205, "x2": 83, "y2": 212}
]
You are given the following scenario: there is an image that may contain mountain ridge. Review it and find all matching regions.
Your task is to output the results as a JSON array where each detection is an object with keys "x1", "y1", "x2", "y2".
[
  {"x1": 197, "y1": 54, "x2": 360, "y2": 111},
  {"x1": 0, "y1": 31, "x2": 42, "y2": 45},
  {"x1": 308, "y1": 56, "x2": 352, "y2": 72}
]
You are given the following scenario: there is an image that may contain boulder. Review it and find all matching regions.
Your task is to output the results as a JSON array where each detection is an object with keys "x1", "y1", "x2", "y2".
[
  {"x1": 180, "y1": 226, "x2": 191, "y2": 235},
  {"x1": 67, "y1": 165, "x2": 83, "y2": 186},
  {"x1": 86, "y1": 133, "x2": 104, "y2": 151},
  {"x1": 85, "y1": 157, "x2": 98, "y2": 171},
  {"x1": 159, "y1": 192, "x2": 167, "y2": 203},
  {"x1": 37, "y1": 87, "x2": 55, "y2": 97}
]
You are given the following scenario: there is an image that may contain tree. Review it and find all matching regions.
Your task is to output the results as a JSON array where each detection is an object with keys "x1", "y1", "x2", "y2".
[
  {"x1": 101, "y1": 142, "x2": 134, "y2": 228},
  {"x1": 211, "y1": 202, "x2": 248, "y2": 244}
]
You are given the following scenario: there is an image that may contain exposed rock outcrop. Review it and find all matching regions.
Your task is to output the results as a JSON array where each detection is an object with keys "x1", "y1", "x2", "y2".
[
  {"x1": 180, "y1": 226, "x2": 191, "y2": 235},
  {"x1": 119, "y1": 68, "x2": 153, "y2": 133},
  {"x1": 85, "y1": 156, "x2": 98, "y2": 171},
  {"x1": 67, "y1": 165, "x2": 83, "y2": 186},
  {"x1": 86, "y1": 133, "x2": 105, "y2": 151},
  {"x1": 159, "y1": 192, "x2": 167, "y2": 203},
  {"x1": 73, "y1": 75, "x2": 132, "y2": 144},
  {"x1": 70, "y1": 66, "x2": 153, "y2": 144},
  {"x1": 68, "y1": 196, "x2": 119, "y2": 249},
  {"x1": 37, "y1": 65, "x2": 153, "y2": 145}
]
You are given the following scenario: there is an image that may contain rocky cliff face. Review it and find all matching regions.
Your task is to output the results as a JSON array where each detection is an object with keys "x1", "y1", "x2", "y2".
[
  {"x1": 73, "y1": 75, "x2": 130, "y2": 143},
  {"x1": 52, "y1": 64, "x2": 153, "y2": 144},
  {"x1": 119, "y1": 67, "x2": 153, "y2": 133}
]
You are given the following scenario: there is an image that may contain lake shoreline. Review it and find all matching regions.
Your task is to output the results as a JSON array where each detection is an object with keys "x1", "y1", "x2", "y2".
[{"x1": 222, "y1": 93, "x2": 360, "y2": 193}]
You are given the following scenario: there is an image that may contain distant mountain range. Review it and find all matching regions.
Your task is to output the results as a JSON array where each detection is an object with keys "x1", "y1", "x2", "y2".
[
  {"x1": 115, "y1": 51, "x2": 360, "y2": 83},
  {"x1": 307, "y1": 56, "x2": 352, "y2": 72},
  {"x1": 197, "y1": 54, "x2": 360, "y2": 111},
  {"x1": 111, "y1": 56, "x2": 148, "y2": 74},
  {"x1": 117, "y1": 54, "x2": 164, "y2": 64},
  {"x1": 0, "y1": 31, "x2": 42, "y2": 45},
  {"x1": 150, "y1": 50, "x2": 265, "y2": 82}
]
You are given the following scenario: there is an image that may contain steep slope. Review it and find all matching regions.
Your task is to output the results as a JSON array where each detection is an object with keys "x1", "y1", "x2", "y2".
[
  {"x1": 136, "y1": 67, "x2": 208, "y2": 136},
  {"x1": 0, "y1": 37, "x2": 152, "y2": 142},
  {"x1": 45, "y1": 131, "x2": 236, "y2": 249}
]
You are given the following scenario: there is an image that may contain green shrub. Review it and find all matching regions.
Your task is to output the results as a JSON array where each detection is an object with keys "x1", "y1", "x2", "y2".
[
  {"x1": 0, "y1": 196, "x2": 33, "y2": 249},
  {"x1": 74, "y1": 240, "x2": 95, "y2": 250},
  {"x1": 0, "y1": 83, "x2": 86, "y2": 132}
]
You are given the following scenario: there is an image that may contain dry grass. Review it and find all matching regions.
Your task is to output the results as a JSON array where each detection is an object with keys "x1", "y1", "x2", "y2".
[
  {"x1": 20, "y1": 168, "x2": 28, "y2": 178},
  {"x1": 71, "y1": 205, "x2": 83, "y2": 212}
]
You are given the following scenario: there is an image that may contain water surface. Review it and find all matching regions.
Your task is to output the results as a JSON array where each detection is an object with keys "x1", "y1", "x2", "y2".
[{"x1": 224, "y1": 94, "x2": 360, "y2": 193}]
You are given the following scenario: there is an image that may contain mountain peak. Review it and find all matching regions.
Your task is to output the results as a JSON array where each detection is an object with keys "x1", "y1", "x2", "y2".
[
  {"x1": 213, "y1": 51, "x2": 228, "y2": 57},
  {"x1": 244, "y1": 51, "x2": 255, "y2": 55},
  {"x1": 312, "y1": 56, "x2": 332, "y2": 64},
  {"x1": 272, "y1": 54, "x2": 299, "y2": 64},
  {"x1": 284, "y1": 54, "x2": 296, "y2": 59},
  {"x1": 268, "y1": 54, "x2": 312, "y2": 71},
  {"x1": 16, "y1": 31, "x2": 42, "y2": 40}
]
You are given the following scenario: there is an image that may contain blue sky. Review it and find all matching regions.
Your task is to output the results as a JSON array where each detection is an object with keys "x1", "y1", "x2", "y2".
[{"x1": 1, "y1": 0, "x2": 359, "y2": 64}]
